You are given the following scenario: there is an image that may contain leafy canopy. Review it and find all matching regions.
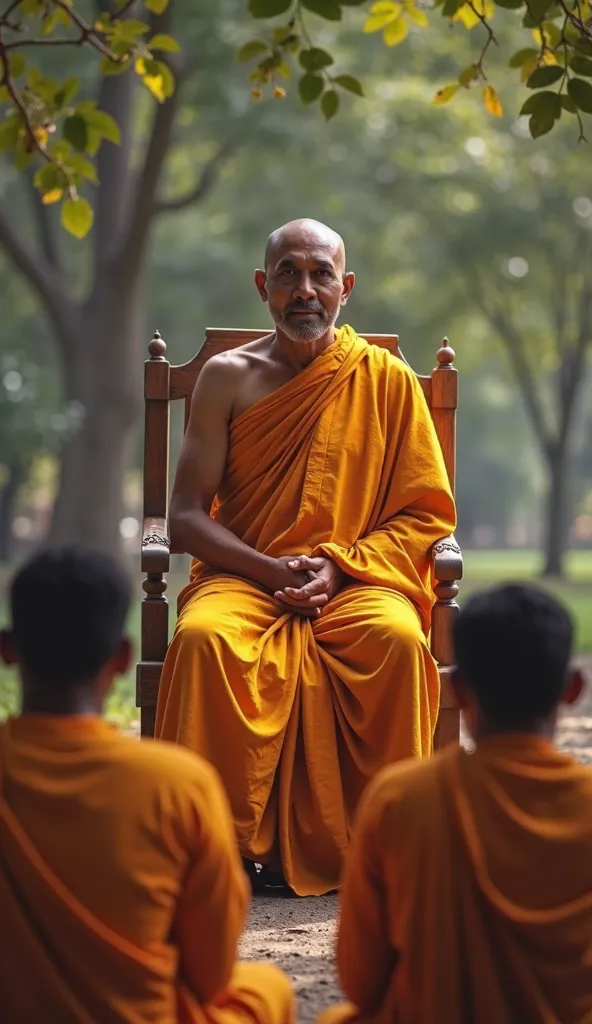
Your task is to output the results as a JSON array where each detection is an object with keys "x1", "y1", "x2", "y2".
[{"x1": 0, "y1": 0, "x2": 591, "y2": 238}]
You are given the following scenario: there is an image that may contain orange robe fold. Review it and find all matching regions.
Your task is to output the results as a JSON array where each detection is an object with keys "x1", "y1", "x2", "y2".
[
  {"x1": 322, "y1": 736, "x2": 592, "y2": 1024},
  {"x1": 156, "y1": 326, "x2": 455, "y2": 896},
  {"x1": 0, "y1": 715, "x2": 294, "y2": 1024}
]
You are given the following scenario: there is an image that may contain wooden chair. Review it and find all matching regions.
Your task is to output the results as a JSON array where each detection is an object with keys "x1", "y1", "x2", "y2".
[{"x1": 138, "y1": 328, "x2": 463, "y2": 748}]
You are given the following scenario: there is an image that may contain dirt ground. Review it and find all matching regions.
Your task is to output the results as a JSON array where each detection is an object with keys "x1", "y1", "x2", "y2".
[{"x1": 239, "y1": 661, "x2": 592, "y2": 1023}]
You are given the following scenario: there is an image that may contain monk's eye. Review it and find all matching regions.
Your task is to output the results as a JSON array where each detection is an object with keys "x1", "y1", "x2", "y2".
[
  {"x1": 280, "y1": 268, "x2": 295, "y2": 276},
  {"x1": 316, "y1": 269, "x2": 332, "y2": 278}
]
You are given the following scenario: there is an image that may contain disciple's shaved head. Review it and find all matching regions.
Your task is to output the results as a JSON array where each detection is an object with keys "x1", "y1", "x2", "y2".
[{"x1": 264, "y1": 219, "x2": 346, "y2": 275}]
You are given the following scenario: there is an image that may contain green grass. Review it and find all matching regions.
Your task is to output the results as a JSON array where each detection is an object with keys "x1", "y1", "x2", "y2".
[{"x1": 1, "y1": 550, "x2": 591, "y2": 728}]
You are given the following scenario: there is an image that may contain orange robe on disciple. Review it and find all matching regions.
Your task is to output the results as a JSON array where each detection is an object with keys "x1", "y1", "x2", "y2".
[
  {"x1": 0, "y1": 715, "x2": 294, "y2": 1024},
  {"x1": 320, "y1": 736, "x2": 592, "y2": 1024},
  {"x1": 156, "y1": 326, "x2": 456, "y2": 896}
]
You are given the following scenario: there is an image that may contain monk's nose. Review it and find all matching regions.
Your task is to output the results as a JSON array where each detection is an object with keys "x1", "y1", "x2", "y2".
[{"x1": 293, "y1": 275, "x2": 316, "y2": 300}]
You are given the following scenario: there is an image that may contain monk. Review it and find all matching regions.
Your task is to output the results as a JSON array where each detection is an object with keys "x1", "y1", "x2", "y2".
[
  {"x1": 321, "y1": 584, "x2": 592, "y2": 1024},
  {"x1": 0, "y1": 546, "x2": 294, "y2": 1024},
  {"x1": 156, "y1": 218, "x2": 456, "y2": 896}
]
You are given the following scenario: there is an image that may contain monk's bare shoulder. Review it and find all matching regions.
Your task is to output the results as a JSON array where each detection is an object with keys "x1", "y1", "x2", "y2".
[{"x1": 197, "y1": 336, "x2": 275, "y2": 392}]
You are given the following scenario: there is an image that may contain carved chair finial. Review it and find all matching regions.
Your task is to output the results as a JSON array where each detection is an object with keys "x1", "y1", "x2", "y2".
[
  {"x1": 436, "y1": 337, "x2": 455, "y2": 367},
  {"x1": 148, "y1": 330, "x2": 167, "y2": 360}
]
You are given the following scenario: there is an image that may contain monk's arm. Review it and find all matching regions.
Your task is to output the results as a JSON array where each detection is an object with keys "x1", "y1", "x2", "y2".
[
  {"x1": 337, "y1": 773, "x2": 398, "y2": 1014},
  {"x1": 170, "y1": 359, "x2": 283, "y2": 591},
  {"x1": 175, "y1": 763, "x2": 250, "y2": 1003},
  {"x1": 315, "y1": 368, "x2": 456, "y2": 620}
]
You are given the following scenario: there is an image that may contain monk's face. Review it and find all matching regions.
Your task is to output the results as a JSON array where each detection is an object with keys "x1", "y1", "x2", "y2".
[{"x1": 256, "y1": 226, "x2": 354, "y2": 344}]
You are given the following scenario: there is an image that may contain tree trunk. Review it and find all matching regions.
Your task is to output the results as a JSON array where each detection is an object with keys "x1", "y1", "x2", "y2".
[
  {"x1": 49, "y1": 270, "x2": 145, "y2": 552},
  {"x1": 542, "y1": 443, "x2": 570, "y2": 579},
  {"x1": 0, "y1": 460, "x2": 27, "y2": 563}
]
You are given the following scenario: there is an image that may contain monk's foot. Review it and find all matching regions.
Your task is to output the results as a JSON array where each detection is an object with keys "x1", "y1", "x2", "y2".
[
  {"x1": 242, "y1": 859, "x2": 300, "y2": 898},
  {"x1": 242, "y1": 858, "x2": 268, "y2": 895}
]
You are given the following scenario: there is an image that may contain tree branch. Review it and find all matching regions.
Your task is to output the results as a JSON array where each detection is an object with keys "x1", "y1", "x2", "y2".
[
  {"x1": 153, "y1": 139, "x2": 236, "y2": 215},
  {"x1": 0, "y1": 204, "x2": 75, "y2": 352},
  {"x1": 27, "y1": 171, "x2": 60, "y2": 269}
]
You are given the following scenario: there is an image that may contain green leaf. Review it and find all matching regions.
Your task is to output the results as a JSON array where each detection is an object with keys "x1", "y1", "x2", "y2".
[
  {"x1": 442, "y1": 0, "x2": 465, "y2": 16},
  {"x1": 299, "y1": 47, "x2": 334, "y2": 71},
  {"x1": 298, "y1": 72, "x2": 324, "y2": 103},
  {"x1": 334, "y1": 74, "x2": 364, "y2": 96},
  {"x1": 147, "y1": 33, "x2": 180, "y2": 53},
  {"x1": 33, "y1": 163, "x2": 64, "y2": 192},
  {"x1": 0, "y1": 118, "x2": 20, "y2": 152},
  {"x1": 61, "y1": 196, "x2": 94, "y2": 240},
  {"x1": 508, "y1": 48, "x2": 538, "y2": 68},
  {"x1": 113, "y1": 19, "x2": 150, "y2": 38},
  {"x1": 69, "y1": 155, "x2": 99, "y2": 184},
  {"x1": 301, "y1": 0, "x2": 342, "y2": 20},
  {"x1": 338, "y1": 0, "x2": 368, "y2": 5},
  {"x1": 237, "y1": 40, "x2": 269, "y2": 63},
  {"x1": 80, "y1": 108, "x2": 121, "y2": 145},
  {"x1": 568, "y1": 77, "x2": 592, "y2": 114},
  {"x1": 521, "y1": 0, "x2": 553, "y2": 24},
  {"x1": 529, "y1": 111, "x2": 555, "y2": 138},
  {"x1": 492, "y1": 0, "x2": 523, "y2": 7},
  {"x1": 560, "y1": 94, "x2": 578, "y2": 114},
  {"x1": 54, "y1": 76, "x2": 79, "y2": 109},
  {"x1": 63, "y1": 115, "x2": 88, "y2": 153},
  {"x1": 100, "y1": 55, "x2": 131, "y2": 76},
  {"x1": 520, "y1": 89, "x2": 561, "y2": 118},
  {"x1": 14, "y1": 145, "x2": 33, "y2": 171},
  {"x1": 570, "y1": 56, "x2": 592, "y2": 78},
  {"x1": 575, "y1": 39, "x2": 592, "y2": 58},
  {"x1": 321, "y1": 89, "x2": 340, "y2": 119},
  {"x1": 0, "y1": 86, "x2": 10, "y2": 102},
  {"x1": 41, "y1": 9, "x2": 60, "y2": 35},
  {"x1": 145, "y1": 0, "x2": 169, "y2": 12},
  {"x1": 458, "y1": 65, "x2": 478, "y2": 86},
  {"x1": 9, "y1": 53, "x2": 26, "y2": 78},
  {"x1": 248, "y1": 0, "x2": 293, "y2": 16},
  {"x1": 526, "y1": 65, "x2": 563, "y2": 88}
]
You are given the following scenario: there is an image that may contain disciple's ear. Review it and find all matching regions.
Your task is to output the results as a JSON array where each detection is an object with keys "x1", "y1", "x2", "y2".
[
  {"x1": 254, "y1": 269, "x2": 268, "y2": 301},
  {"x1": 340, "y1": 271, "x2": 355, "y2": 305},
  {"x1": 113, "y1": 637, "x2": 133, "y2": 677},
  {"x1": 0, "y1": 629, "x2": 16, "y2": 667},
  {"x1": 561, "y1": 666, "x2": 586, "y2": 707}
]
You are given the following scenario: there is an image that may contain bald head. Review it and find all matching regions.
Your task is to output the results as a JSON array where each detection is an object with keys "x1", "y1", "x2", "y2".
[
  {"x1": 256, "y1": 218, "x2": 354, "y2": 346},
  {"x1": 264, "y1": 218, "x2": 346, "y2": 274}
]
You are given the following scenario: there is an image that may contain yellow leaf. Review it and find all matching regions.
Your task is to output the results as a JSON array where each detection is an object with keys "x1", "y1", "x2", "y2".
[
  {"x1": 364, "y1": 2, "x2": 401, "y2": 32},
  {"x1": 33, "y1": 126, "x2": 48, "y2": 146},
  {"x1": 520, "y1": 58, "x2": 538, "y2": 82},
  {"x1": 433, "y1": 84, "x2": 459, "y2": 105},
  {"x1": 41, "y1": 188, "x2": 63, "y2": 205},
  {"x1": 454, "y1": 5, "x2": 480, "y2": 29},
  {"x1": 405, "y1": 2, "x2": 428, "y2": 27},
  {"x1": 135, "y1": 58, "x2": 173, "y2": 103},
  {"x1": 483, "y1": 84, "x2": 503, "y2": 117},
  {"x1": 383, "y1": 16, "x2": 408, "y2": 45}
]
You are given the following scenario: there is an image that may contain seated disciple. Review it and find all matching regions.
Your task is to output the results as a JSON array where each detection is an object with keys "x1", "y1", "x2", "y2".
[
  {"x1": 321, "y1": 583, "x2": 592, "y2": 1024},
  {"x1": 0, "y1": 546, "x2": 294, "y2": 1024}
]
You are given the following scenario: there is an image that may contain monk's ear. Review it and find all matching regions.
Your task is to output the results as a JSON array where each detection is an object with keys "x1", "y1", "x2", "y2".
[
  {"x1": 450, "y1": 666, "x2": 471, "y2": 710},
  {"x1": 254, "y1": 269, "x2": 268, "y2": 301},
  {"x1": 0, "y1": 629, "x2": 16, "y2": 667},
  {"x1": 340, "y1": 271, "x2": 355, "y2": 305},
  {"x1": 113, "y1": 636, "x2": 133, "y2": 677},
  {"x1": 561, "y1": 666, "x2": 586, "y2": 707}
]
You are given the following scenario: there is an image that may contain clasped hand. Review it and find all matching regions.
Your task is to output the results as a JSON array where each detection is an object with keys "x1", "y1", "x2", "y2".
[{"x1": 272, "y1": 555, "x2": 344, "y2": 618}]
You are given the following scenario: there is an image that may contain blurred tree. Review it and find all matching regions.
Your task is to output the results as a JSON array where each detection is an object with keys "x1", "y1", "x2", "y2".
[{"x1": 0, "y1": 2, "x2": 250, "y2": 552}]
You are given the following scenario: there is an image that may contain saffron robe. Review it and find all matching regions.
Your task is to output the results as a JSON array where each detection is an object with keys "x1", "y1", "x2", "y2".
[
  {"x1": 156, "y1": 326, "x2": 456, "y2": 896},
  {"x1": 0, "y1": 715, "x2": 294, "y2": 1024},
  {"x1": 322, "y1": 735, "x2": 592, "y2": 1024}
]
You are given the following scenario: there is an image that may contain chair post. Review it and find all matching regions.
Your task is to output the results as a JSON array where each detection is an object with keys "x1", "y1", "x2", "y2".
[
  {"x1": 431, "y1": 340, "x2": 462, "y2": 749},
  {"x1": 138, "y1": 331, "x2": 170, "y2": 737}
]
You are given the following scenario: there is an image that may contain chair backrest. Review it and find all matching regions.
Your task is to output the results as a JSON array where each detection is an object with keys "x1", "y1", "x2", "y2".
[{"x1": 142, "y1": 328, "x2": 458, "y2": 553}]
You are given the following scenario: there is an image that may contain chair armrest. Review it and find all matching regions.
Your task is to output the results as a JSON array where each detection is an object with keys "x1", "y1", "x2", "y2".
[
  {"x1": 431, "y1": 534, "x2": 463, "y2": 582},
  {"x1": 141, "y1": 516, "x2": 170, "y2": 574}
]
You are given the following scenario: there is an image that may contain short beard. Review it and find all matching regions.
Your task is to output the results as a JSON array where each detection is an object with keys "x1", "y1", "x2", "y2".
[{"x1": 271, "y1": 304, "x2": 338, "y2": 345}]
